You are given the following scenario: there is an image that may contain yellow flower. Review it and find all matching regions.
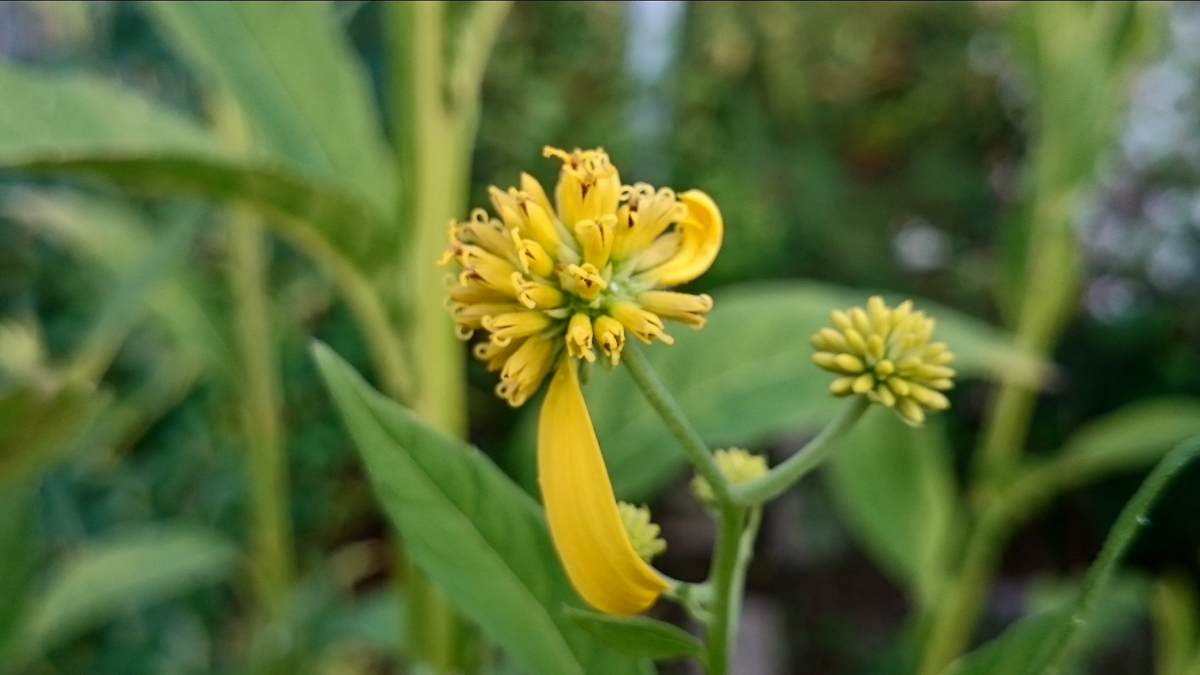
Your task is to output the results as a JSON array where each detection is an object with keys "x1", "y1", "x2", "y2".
[
  {"x1": 442, "y1": 146, "x2": 722, "y2": 406},
  {"x1": 691, "y1": 448, "x2": 769, "y2": 505},
  {"x1": 539, "y1": 359, "x2": 668, "y2": 614},
  {"x1": 811, "y1": 296, "x2": 956, "y2": 426},
  {"x1": 447, "y1": 147, "x2": 724, "y2": 616}
]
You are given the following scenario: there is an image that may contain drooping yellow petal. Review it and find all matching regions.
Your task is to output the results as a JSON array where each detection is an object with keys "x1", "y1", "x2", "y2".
[
  {"x1": 538, "y1": 359, "x2": 668, "y2": 615},
  {"x1": 643, "y1": 189, "x2": 723, "y2": 286}
]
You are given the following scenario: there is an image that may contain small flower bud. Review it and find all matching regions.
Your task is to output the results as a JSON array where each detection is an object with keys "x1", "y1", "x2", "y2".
[
  {"x1": 618, "y1": 502, "x2": 666, "y2": 562},
  {"x1": 691, "y1": 448, "x2": 769, "y2": 504}
]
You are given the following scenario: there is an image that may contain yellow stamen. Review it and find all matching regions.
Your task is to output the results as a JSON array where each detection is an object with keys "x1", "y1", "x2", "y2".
[
  {"x1": 481, "y1": 311, "x2": 553, "y2": 346},
  {"x1": 538, "y1": 360, "x2": 667, "y2": 614},
  {"x1": 636, "y1": 291, "x2": 713, "y2": 330},
  {"x1": 515, "y1": 275, "x2": 565, "y2": 310},
  {"x1": 567, "y1": 313, "x2": 596, "y2": 362},
  {"x1": 497, "y1": 336, "x2": 557, "y2": 407},
  {"x1": 566, "y1": 263, "x2": 607, "y2": 301},
  {"x1": 610, "y1": 302, "x2": 673, "y2": 345},
  {"x1": 575, "y1": 215, "x2": 616, "y2": 268},
  {"x1": 593, "y1": 315, "x2": 625, "y2": 366}
]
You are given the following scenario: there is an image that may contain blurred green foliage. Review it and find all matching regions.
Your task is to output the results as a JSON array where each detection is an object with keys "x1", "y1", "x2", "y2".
[{"x1": 1, "y1": 2, "x2": 1199, "y2": 674}]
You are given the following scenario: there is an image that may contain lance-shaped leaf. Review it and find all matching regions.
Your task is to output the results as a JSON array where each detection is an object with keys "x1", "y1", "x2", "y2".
[
  {"x1": 0, "y1": 65, "x2": 391, "y2": 268},
  {"x1": 141, "y1": 1, "x2": 397, "y2": 218},
  {"x1": 311, "y1": 343, "x2": 648, "y2": 675},
  {"x1": 565, "y1": 607, "x2": 705, "y2": 663}
]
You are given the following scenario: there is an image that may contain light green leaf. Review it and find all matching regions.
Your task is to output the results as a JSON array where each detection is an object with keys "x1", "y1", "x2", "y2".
[
  {"x1": 1009, "y1": 399, "x2": 1200, "y2": 515},
  {"x1": 0, "y1": 65, "x2": 391, "y2": 267},
  {"x1": 564, "y1": 607, "x2": 705, "y2": 663},
  {"x1": 13, "y1": 528, "x2": 238, "y2": 659},
  {"x1": 827, "y1": 410, "x2": 961, "y2": 607},
  {"x1": 311, "y1": 343, "x2": 647, "y2": 675},
  {"x1": 1060, "y1": 398, "x2": 1200, "y2": 472},
  {"x1": 142, "y1": 0, "x2": 396, "y2": 216},
  {"x1": 947, "y1": 611, "x2": 1066, "y2": 675},
  {"x1": 510, "y1": 281, "x2": 1046, "y2": 502},
  {"x1": 950, "y1": 436, "x2": 1200, "y2": 675}
]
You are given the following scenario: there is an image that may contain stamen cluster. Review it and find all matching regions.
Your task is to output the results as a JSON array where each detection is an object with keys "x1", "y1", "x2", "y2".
[
  {"x1": 443, "y1": 147, "x2": 718, "y2": 406},
  {"x1": 811, "y1": 296, "x2": 955, "y2": 426}
]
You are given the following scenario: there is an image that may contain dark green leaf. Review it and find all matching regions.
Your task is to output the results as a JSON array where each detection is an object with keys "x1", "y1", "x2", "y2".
[
  {"x1": 827, "y1": 410, "x2": 961, "y2": 607},
  {"x1": 0, "y1": 384, "x2": 105, "y2": 490},
  {"x1": 564, "y1": 607, "x2": 705, "y2": 663},
  {"x1": 0, "y1": 487, "x2": 39, "y2": 661},
  {"x1": 311, "y1": 343, "x2": 647, "y2": 675}
]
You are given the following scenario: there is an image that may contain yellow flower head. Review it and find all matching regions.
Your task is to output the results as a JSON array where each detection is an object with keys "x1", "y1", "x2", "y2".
[
  {"x1": 443, "y1": 147, "x2": 723, "y2": 406},
  {"x1": 811, "y1": 296, "x2": 955, "y2": 426},
  {"x1": 691, "y1": 448, "x2": 769, "y2": 504}
]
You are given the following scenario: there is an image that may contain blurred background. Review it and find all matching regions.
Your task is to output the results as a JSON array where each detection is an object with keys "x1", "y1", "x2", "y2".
[{"x1": 2, "y1": 1, "x2": 1200, "y2": 674}]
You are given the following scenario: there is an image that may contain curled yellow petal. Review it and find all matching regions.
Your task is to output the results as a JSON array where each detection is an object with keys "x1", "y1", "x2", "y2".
[
  {"x1": 644, "y1": 189, "x2": 723, "y2": 287},
  {"x1": 538, "y1": 359, "x2": 668, "y2": 615}
]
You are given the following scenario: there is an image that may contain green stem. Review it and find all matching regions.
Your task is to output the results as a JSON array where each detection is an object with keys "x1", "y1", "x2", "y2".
[
  {"x1": 916, "y1": 504, "x2": 1009, "y2": 675},
  {"x1": 1041, "y1": 438, "x2": 1200, "y2": 675},
  {"x1": 213, "y1": 99, "x2": 295, "y2": 627},
  {"x1": 732, "y1": 397, "x2": 869, "y2": 506},
  {"x1": 621, "y1": 342, "x2": 732, "y2": 504},
  {"x1": 706, "y1": 505, "x2": 748, "y2": 675}
]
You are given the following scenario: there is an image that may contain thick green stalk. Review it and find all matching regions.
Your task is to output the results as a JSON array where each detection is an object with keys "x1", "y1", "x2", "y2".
[
  {"x1": 387, "y1": 1, "x2": 514, "y2": 670},
  {"x1": 733, "y1": 397, "x2": 869, "y2": 506},
  {"x1": 706, "y1": 505, "x2": 747, "y2": 675},
  {"x1": 621, "y1": 343, "x2": 732, "y2": 503}
]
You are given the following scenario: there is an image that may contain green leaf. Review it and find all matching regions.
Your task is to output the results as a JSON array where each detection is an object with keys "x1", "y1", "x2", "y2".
[
  {"x1": 6, "y1": 189, "x2": 231, "y2": 371},
  {"x1": 0, "y1": 488, "x2": 40, "y2": 660},
  {"x1": 564, "y1": 607, "x2": 705, "y2": 663},
  {"x1": 142, "y1": 0, "x2": 396, "y2": 217},
  {"x1": 12, "y1": 528, "x2": 238, "y2": 660},
  {"x1": 1060, "y1": 398, "x2": 1200, "y2": 472},
  {"x1": 947, "y1": 611, "x2": 1066, "y2": 675},
  {"x1": 827, "y1": 410, "x2": 961, "y2": 608},
  {"x1": 950, "y1": 436, "x2": 1200, "y2": 675},
  {"x1": 311, "y1": 343, "x2": 647, "y2": 675},
  {"x1": 509, "y1": 281, "x2": 1047, "y2": 502},
  {"x1": 0, "y1": 383, "x2": 105, "y2": 490},
  {"x1": 0, "y1": 65, "x2": 390, "y2": 267}
]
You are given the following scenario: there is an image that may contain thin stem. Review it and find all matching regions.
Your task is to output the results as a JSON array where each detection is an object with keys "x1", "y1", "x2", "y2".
[
  {"x1": 212, "y1": 97, "x2": 295, "y2": 627},
  {"x1": 621, "y1": 342, "x2": 733, "y2": 504},
  {"x1": 1041, "y1": 438, "x2": 1200, "y2": 675},
  {"x1": 916, "y1": 504, "x2": 1009, "y2": 675},
  {"x1": 705, "y1": 505, "x2": 747, "y2": 675},
  {"x1": 732, "y1": 397, "x2": 870, "y2": 506}
]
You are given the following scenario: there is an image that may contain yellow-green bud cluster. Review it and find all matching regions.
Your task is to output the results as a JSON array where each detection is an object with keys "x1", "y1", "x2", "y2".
[
  {"x1": 618, "y1": 502, "x2": 666, "y2": 562},
  {"x1": 811, "y1": 296, "x2": 955, "y2": 426},
  {"x1": 691, "y1": 448, "x2": 769, "y2": 504}
]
